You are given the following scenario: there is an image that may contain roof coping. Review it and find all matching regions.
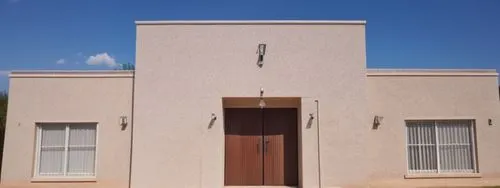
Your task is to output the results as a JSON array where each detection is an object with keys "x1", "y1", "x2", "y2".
[
  {"x1": 367, "y1": 69, "x2": 498, "y2": 76},
  {"x1": 9, "y1": 70, "x2": 134, "y2": 78},
  {"x1": 135, "y1": 20, "x2": 367, "y2": 25}
]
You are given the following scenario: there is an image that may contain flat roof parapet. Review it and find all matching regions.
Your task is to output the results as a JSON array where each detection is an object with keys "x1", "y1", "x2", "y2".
[
  {"x1": 367, "y1": 69, "x2": 498, "y2": 77},
  {"x1": 9, "y1": 70, "x2": 134, "y2": 78},
  {"x1": 135, "y1": 20, "x2": 367, "y2": 25}
]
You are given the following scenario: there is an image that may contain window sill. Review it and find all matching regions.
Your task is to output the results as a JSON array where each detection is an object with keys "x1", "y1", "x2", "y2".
[
  {"x1": 31, "y1": 177, "x2": 97, "y2": 183},
  {"x1": 404, "y1": 173, "x2": 481, "y2": 179}
]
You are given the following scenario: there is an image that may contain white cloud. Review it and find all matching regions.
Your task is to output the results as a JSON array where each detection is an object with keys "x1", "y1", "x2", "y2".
[
  {"x1": 86, "y1": 52, "x2": 118, "y2": 67},
  {"x1": 56, "y1": 59, "x2": 65, "y2": 64}
]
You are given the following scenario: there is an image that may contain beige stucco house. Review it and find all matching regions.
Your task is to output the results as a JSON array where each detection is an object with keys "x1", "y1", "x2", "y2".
[{"x1": 1, "y1": 20, "x2": 500, "y2": 188}]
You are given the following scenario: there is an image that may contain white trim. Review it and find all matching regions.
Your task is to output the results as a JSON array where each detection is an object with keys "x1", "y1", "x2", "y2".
[
  {"x1": 94, "y1": 123, "x2": 100, "y2": 178},
  {"x1": 68, "y1": 145, "x2": 96, "y2": 148},
  {"x1": 404, "y1": 173, "x2": 481, "y2": 179},
  {"x1": 10, "y1": 71, "x2": 134, "y2": 78},
  {"x1": 33, "y1": 176, "x2": 97, "y2": 180},
  {"x1": 31, "y1": 177, "x2": 97, "y2": 182},
  {"x1": 434, "y1": 121, "x2": 440, "y2": 173},
  {"x1": 33, "y1": 124, "x2": 42, "y2": 177},
  {"x1": 470, "y1": 121, "x2": 478, "y2": 173},
  {"x1": 135, "y1": 20, "x2": 367, "y2": 25},
  {"x1": 63, "y1": 125, "x2": 70, "y2": 176},
  {"x1": 404, "y1": 122, "x2": 409, "y2": 177},
  {"x1": 367, "y1": 69, "x2": 498, "y2": 77},
  {"x1": 406, "y1": 116, "x2": 476, "y2": 120},
  {"x1": 35, "y1": 121, "x2": 99, "y2": 124}
]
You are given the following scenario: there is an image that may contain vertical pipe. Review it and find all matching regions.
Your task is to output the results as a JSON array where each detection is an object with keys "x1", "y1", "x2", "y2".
[
  {"x1": 314, "y1": 99, "x2": 322, "y2": 188},
  {"x1": 128, "y1": 71, "x2": 136, "y2": 188}
]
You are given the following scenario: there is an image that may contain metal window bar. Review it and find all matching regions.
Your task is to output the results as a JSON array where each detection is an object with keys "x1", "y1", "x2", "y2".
[
  {"x1": 407, "y1": 120, "x2": 476, "y2": 174},
  {"x1": 63, "y1": 125, "x2": 70, "y2": 176},
  {"x1": 471, "y1": 120, "x2": 478, "y2": 173},
  {"x1": 407, "y1": 121, "x2": 437, "y2": 174}
]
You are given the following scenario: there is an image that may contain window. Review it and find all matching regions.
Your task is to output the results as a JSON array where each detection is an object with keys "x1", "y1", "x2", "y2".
[
  {"x1": 35, "y1": 123, "x2": 97, "y2": 177},
  {"x1": 406, "y1": 120, "x2": 477, "y2": 174}
]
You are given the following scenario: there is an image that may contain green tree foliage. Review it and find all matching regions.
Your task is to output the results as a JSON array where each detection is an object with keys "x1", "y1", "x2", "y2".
[
  {"x1": 0, "y1": 91, "x2": 7, "y2": 171},
  {"x1": 117, "y1": 63, "x2": 135, "y2": 70}
]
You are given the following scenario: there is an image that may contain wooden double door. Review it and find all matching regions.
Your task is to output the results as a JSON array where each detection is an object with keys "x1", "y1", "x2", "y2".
[{"x1": 224, "y1": 108, "x2": 298, "y2": 186}]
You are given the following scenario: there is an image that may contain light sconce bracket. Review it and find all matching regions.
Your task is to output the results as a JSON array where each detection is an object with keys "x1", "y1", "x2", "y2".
[{"x1": 257, "y1": 44, "x2": 266, "y2": 67}]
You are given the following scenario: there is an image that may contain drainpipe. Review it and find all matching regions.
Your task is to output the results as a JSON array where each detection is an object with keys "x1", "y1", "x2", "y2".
[
  {"x1": 315, "y1": 99, "x2": 322, "y2": 188},
  {"x1": 128, "y1": 71, "x2": 136, "y2": 188}
]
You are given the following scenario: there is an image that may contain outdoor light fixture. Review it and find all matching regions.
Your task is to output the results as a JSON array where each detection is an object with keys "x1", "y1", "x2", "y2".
[
  {"x1": 259, "y1": 87, "x2": 266, "y2": 108},
  {"x1": 211, "y1": 113, "x2": 217, "y2": 121},
  {"x1": 306, "y1": 113, "x2": 315, "y2": 129},
  {"x1": 257, "y1": 44, "x2": 266, "y2": 67},
  {"x1": 373, "y1": 115, "x2": 383, "y2": 129},
  {"x1": 208, "y1": 113, "x2": 217, "y2": 129},
  {"x1": 309, "y1": 113, "x2": 315, "y2": 119},
  {"x1": 489, "y1": 118, "x2": 493, "y2": 126},
  {"x1": 120, "y1": 116, "x2": 128, "y2": 127},
  {"x1": 259, "y1": 99, "x2": 266, "y2": 109}
]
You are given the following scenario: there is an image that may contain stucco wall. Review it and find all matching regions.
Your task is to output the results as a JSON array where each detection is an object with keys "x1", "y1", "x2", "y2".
[
  {"x1": 366, "y1": 71, "x2": 500, "y2": 187},
  {"x1": 133, "y1": 22, "x2": 370, "y2": 187},
  {"x1": 1, "y1": 72, "x2": 134, "y2": 188}
]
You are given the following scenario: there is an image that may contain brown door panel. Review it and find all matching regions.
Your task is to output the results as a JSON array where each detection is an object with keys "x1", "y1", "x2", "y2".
[
  {"x1": 224, "y1": 108, "x2": 263, "y2": 185},
  {"x1": 263, "y1": 108, "x2": 299, "y2": 186},
  {"x1": 224, "y1": 108, "x2": 298, "y2": 186}
]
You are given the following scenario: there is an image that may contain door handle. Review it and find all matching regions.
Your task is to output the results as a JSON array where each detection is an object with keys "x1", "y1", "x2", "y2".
[{"x1": 264, "y1": 137, "x2": 270, "y2": 154}]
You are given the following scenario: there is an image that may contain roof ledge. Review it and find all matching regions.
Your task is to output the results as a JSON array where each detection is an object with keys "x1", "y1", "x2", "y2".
[
  {"x1": 367, "y1": 69, "x2": 498, "y2": 77},
  {"x1": 135, "y1": 20, "x2": 366, "y2": 25},
  {"x1": 9, "y1": 70, "x2": 134, "y2": 78}
]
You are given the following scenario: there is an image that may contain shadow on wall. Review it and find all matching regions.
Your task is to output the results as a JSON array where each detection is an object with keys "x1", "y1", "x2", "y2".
[{"x1": 0, "y1": 91, "x2": 7, "y2": 177}]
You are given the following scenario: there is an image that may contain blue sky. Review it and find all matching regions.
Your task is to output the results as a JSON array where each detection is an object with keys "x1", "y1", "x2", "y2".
[{"x1": 0, "y1": 0, "x2": 499, "y2": 90}]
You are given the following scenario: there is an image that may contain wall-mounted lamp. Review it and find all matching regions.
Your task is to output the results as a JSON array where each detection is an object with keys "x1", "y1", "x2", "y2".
[
  {"x1": 257, "y1": 44, "x2": 266, "y2": 67},
  {"x1": 208, "y1": 113, "x2": 217, "y2": 129},
  {"x1": 488, "y1": 118, "x2": 493, "y2": 126},
  {"x1": 211, "y1": 113, "x2": 217, "y2": 121},
  {"x1": 309, "y1": 113, "x2": 315, "y2": 119},
  {"x1": 306, "y1": 113, "x2": 315, "y2": 129},
  {"x1": 120, "y1": 116, "x2": 128, "y2": 127},
  {"x1": 259, "y1": 87, "x2": 266, "y2": 109},
  {"x1": 373, "y1": 115, "x2": 383, "y2": 129}
]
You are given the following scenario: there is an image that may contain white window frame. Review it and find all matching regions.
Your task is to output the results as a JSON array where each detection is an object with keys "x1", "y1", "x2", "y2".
[
  {"x1": 405, "y1": 119, "x2": 478, "y2": 174},
  {"x1": 34, "y1": 123, "x2": 99, "y2": 178}
]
